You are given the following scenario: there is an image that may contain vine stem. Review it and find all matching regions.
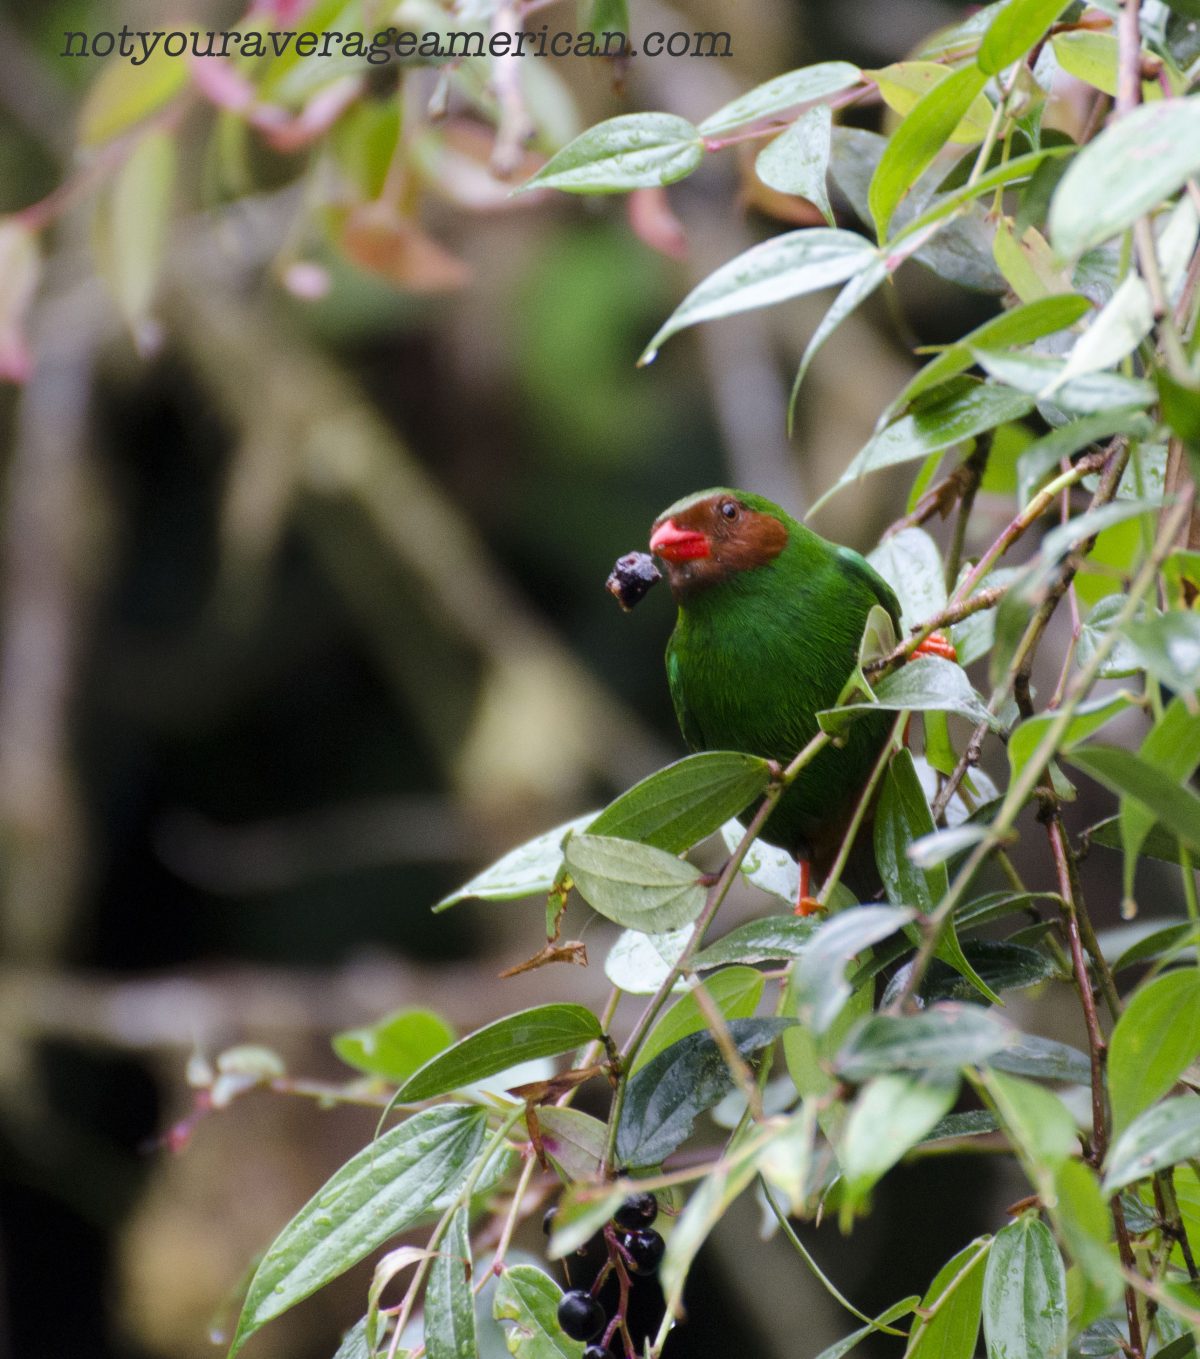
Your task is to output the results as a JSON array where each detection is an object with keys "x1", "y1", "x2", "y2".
[
  {"x1": 890, "y1": 497, "x2": 1193, "y2": 1010},
  {"x1": 601, "y1": 729, "x2": 833, "y2": 1174}
]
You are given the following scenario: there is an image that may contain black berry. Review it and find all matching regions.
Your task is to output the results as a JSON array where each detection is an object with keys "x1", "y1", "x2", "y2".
[
  {"x1": 557, "y1": 1289, "x2": 606, "y2": 1342},
  {"x1": 613, "y1": 1192, "x2": 658, "y2": 1230},
  {"x1": 622, "y1": 1227, "x2": 665, "y2": 1276},
  {"x1": 605, "y1": 552, "x2": 661, "y2": 612},
  {"x1": 542, "y1": 1206, "x2": 557, "y2": 1236},
  {"x1": 584, "y1": 1347, "x2": 613, "y2": 1359}
]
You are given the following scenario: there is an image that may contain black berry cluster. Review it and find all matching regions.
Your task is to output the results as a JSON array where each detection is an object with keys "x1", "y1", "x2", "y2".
[{"x1": 552, "y1": 1192, "x2": 664, "y2": 1356}]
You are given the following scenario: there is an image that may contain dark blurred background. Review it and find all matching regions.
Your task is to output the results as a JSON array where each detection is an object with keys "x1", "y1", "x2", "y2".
[{"x1": 0, "y1": 1, "x2": 1157, "y2": 1356}]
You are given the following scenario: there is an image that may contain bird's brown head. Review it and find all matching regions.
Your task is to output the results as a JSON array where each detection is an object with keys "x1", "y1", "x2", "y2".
[{"x1": 650, "y1": 488, "x2": 789, "y2": 600}]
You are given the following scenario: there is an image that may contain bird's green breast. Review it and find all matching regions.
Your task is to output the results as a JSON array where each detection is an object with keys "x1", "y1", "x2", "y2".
[{"x1": 664, "y1": 538, "x2": 896, "y2": 854}]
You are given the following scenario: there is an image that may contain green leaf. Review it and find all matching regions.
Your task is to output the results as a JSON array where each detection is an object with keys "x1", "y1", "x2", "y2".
[
  {"x1": 988, "y1": 1034, "x2": 1092, "y2": 1086},
  {"x1": 971, "y1": 349, "x2": 1155, "y2": 414},
  {"x1": 333, "y1": 1008, "x2": 455, "y2": 1082},
  {"x1": 229, "y1": 1106, "x2": 486, "y2": 1356},
  {"x1": 979, "y1": 0, "x2": 1072, "y2": 75},
  {"x1": 604, "y1": 926, "x2": 690, "y2": 994},
  {"x1": 812, "y1": 1298, "x2": 921, "y2": 1359},
  {"x1": 841, "y1": 1072, "x2": 959, "y2": 1214},
  {"x1": 80, "y1": 45, "x2": 187, "y2": 145},
  {"x1": 586, "y1": 751, "x2": 771, "y2": 853},
  {"x1": 915, "y1": 941, "x2": 1060, "y2": 1002},
  {"x1": 433, "y1": 813, "x2": 595, "y2": 911},
  {"x1": 616, "y1": 1018, "x2": 796, "y2": 1166},
  {"x1": 1108, "y1": 919, "x2": 1200, "y2": 972},
  {"x1": 874, "y1": 749, "x2": 1001, "y2": 1004},
  {"x1": 1107, "y1": 970, "x2": 1200, "y2": 1133},
  {"x1": 719, "y1": 819, "x2": 800, "y2": 902},
  {"x1": 660, "y1": 1134, "x2": 764, "y2": 1313},
  {"x1": 1007, "y1": 691, "x2": 1137, "y2": 784},
  {"x1": 534, "y1": 1106, "x2": 607, "y2": 1182},
  {"x1": 906, "y1": 1236, "x2": 990, "y2": 1359},
  {"x1": 821, "y1": 656, "x2": 998, "y2": 735},
  {"x1": 1016, "y1": 409, "x2": 1154, "y2": 503},
  {"x1": 1123, "y1": 612, "x2": 1200, "y2": 696},
  {"x1": 692, "y1": 915, "x2": 818, "y2": 969},
  {"x1": 1066, "y1": 745, "x2": 1200, "y2": 857},
  {"x1": 518, "y1": 113, "x2": 703, "y2": 195},
  {"x1": 1051, "y1": 31, "x2": 1120, "y2": 96},
  {"x1": 94, "y1": 130, "x2": 176, "y2": 348},
  {"x1": 982, "y1": 1070, "x2": 1079, "y2": 1182},
  {"x1": 811, "y1": 380, "x2": 1035, "y2": 515},
  {"x1": 1049, "y1": 274, "x2": 1154, "y2": 392},
  {"x1": 836, "y1": 1004, "x2": 1012, "y2": 1080},
  {"x1": 1120, "y1": 696, "x2": 1200, "y2": 903},
  {"x1": 493, "y1": 1265, "x2": 584, "y2": 1359},
  {"x1": 1049, "y1": 1160, "x2": 1122, "y2": 1305},
  {"x1": 397, "y1": 1005, "x2": 601, "y2": 1102},
  {"x1": 755, "y1": 104, "x2": 835, "y2": 224},
  {"x1": 790, "y1": 905, "x2": 916, "y2": 1033},
  {"x1": 640, "y1": 228, "x2": 879, "y2": 364},
  {"x1": 981, "y1": 1216, "x2": 1067, "y2": 1359},
  {"x1": 699, "y1": 62, "x2": 862, "y2": 138},
  {"x1": 632, "y1": 966, "x2": 765, "y2": 1073},
  {"x1": 547, "y1": 1182, "x2": 627, "y2": 1259},
  {"x1": 425, "y1": 1208, "x2": 477, "y2": 1359},
  {"x1": 789, "y1": 257, "x2": 889, "y2": 414},
  {"x1": 868, "y1": 65, "x2": 989, "y2": 239},
  {"x1": 868, "y1": 529, "x2": 946, "y2": 633},
  {"x1": 1075, "y1": 595, "x2": 1145, "y2": 680},
  {"x1": 868, "y1": 62, "x2": 995, "y2": 142},
  {"x1": 1048, "y1": 96, "x2": 1200, "y2": 256},
  {"x1": 563, "y1": 833, "x2": 706, "y2": 931},
  {"x1": 1103, "y1": 1094, "x2": 1200, "y2": 1195},
  {"x1": 887, "y1": 296, "x2": 1091, "y2": 425}
]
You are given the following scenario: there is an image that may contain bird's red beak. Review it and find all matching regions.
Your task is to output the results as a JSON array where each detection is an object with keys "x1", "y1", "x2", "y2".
[{"x1": 650, "y1": 519, "x2": 710, "y2": 562}]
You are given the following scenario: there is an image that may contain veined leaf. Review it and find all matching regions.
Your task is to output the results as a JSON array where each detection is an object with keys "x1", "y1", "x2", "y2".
[
  {"x1": 979, "y1": 0, "x2": 1073, "y2": 74},
  {"x1": 699, "y1": 61, "x2": 862, "y2": 137},
  {"x1": 868, "y1": 62, "x2": 994, "y2": 142},
  {"x1": 433, "y1": 812, "x2": 595, "y2": 911},
  {"x1": 230, "y1": 1106, "x2": 486, "y2": 1355},
  {"x1": 982, "y1": 1216, "x2": 1068, "y2": 1359},
  {"x1": 755, "y1": 104, "x2": 835, "y2": 225},
  {"x1": 518, "y1": 113, "x2": 703, "y2": 194},
  {"x1": 1048, "y1": 96, "x2": 1200, "y2": 256},
  {"x1": 494, "y1": 1265, "x2": 584, "y2": 1359},
  {"x1": 640, "y1": 228, "x2": 878, "y2": 364},
  {"x1": 869, "y1": 65, "x2": 990, "y2": 239},
  {"x1": 586, "y1": 751, "x2": 771, "y2": 853},
  {"x1": 563, "y1": 833, "x2": 706, "y2": 931},
  {"x1": 1104, "y1": 1095, "x2": 1200, "y2": 1195},
  {"x1": 811, "y1": 380, "x2": 1035, "y2": 515},
  {"x1": 1106, "y1": 970, "x2": 1200, "y2": 1133},
  {"x1": 616, "y1": 1019, "x2": 795, "y2": 1166},
  {"x1": 841, "y1": 1072, "x2": 959, "y2": 1215},
  {"x1": 836, "y1": 1004, "x2": 1012, "y2": 1079},
  {"x1": 397, "y1": 1004, "x2": 601, "y2": 1102},
  {"x1": 1066, "y1": 746, "x2": 1200, "y2": 858},
  {"x1": 632, "y1": 966, "x2": 765, "y2": 1073},
  {"x1": 333, "y1": 1008, "x2": 455, "y2": 1082},
  {"x1": 791, "y1": 905, "x2": 915, "y2": 1033},
  {"x1": 907, "y1": 1236, "x2": 991, "y2": 1359}
]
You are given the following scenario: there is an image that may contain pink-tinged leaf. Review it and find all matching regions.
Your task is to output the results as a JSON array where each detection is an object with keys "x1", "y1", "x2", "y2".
[
  {"x1": 188, "y1": 55, "x2": 256, "y2": 114},
  {"x1": 0, "y1": 221, "x2": 40, "y2": 384},
  {"x1": 627, "y1": 187, "x2": 688, "y2": 259},
  {"x1": 260, "y1": 76, "x2": 362, "y2": 152}
]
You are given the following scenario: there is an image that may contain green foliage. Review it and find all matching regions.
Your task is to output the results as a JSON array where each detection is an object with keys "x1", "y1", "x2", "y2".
[{"x1": 70, "y1": 4, "x2": 1199, "y2": 1355}]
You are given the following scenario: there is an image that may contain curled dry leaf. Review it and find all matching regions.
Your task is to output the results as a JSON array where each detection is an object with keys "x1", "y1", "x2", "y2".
[{"x1": 340, "y1": 206, "x2": 472, "y2": 292}]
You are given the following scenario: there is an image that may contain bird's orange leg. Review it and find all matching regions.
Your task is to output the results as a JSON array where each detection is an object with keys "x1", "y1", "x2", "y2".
[
  {"x1": 912, "y1": 632, "x2": 957, "y2": 662},
  {"x1": 795, "y1": 859, "x2": 823, "y2": 917}
]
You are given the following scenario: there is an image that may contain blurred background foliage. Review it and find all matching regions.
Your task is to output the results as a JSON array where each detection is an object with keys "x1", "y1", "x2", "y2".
[{"x1": 0, "y1": 0, "x2": 1139, "y2": 1356}]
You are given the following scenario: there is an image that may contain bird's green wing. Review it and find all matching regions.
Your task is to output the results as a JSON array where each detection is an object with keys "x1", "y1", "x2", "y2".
[
  {"x1": 666, "y1": 643, "x2": 707, "y2": 751},
  {"x1": 834, "y1": 545, "x2": 902, "y2": 628}
]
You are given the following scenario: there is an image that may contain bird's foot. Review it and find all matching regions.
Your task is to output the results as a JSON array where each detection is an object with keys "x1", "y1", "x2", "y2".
[
  {"x1": 912, "y1": 631, "x2": 957, "y2": 662},
  {"x1": 795, "y1": 896, "x2": 825, "y2": 917}
]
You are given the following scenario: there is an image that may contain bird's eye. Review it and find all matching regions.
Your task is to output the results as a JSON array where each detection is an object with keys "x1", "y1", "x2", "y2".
[{"x1": 721, "y1": 501, "x2": 738, "y2": 520}]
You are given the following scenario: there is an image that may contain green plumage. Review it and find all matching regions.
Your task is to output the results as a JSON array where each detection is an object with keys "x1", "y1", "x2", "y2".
[{"x1": 660, "y1": 489, "x2": 900, "y2": 864}]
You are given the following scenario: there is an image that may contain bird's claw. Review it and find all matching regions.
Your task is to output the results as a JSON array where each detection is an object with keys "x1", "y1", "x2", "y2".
[{"x1": 795, "y1": 896, "x2": 825, "y2": 918}]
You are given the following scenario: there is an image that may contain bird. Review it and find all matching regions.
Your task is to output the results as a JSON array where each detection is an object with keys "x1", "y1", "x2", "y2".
[{"x1": 647, "y1": 487, "x2": 952, "y2": 915}]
